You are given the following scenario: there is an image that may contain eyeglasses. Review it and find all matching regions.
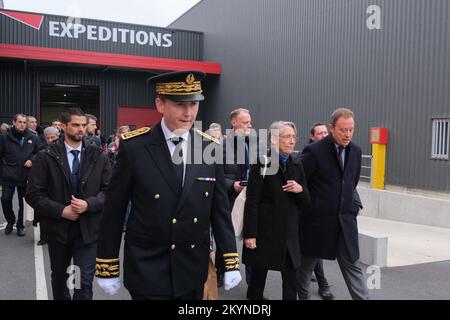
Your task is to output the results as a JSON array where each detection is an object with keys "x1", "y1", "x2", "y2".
[{"x1": 279, "y1": 135, "x2": 298, "y2": 141}]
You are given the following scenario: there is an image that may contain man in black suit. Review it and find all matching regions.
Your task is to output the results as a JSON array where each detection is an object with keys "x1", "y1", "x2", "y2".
[
  {"x1": 297, "y1": 108, "x2": 369, "y2": 300},
  {"x1": 26, "y1": 108, "x2": 112, "y2": 300},
  {"x1": 302, "y1": 122, "x2": 335, "y2": 300},
  {"x1": 219, "y1": 108, "x2": 254, "y2": 286},
  {"x1": 95, "y1": 71, "x2": 241, "y2": 300}
]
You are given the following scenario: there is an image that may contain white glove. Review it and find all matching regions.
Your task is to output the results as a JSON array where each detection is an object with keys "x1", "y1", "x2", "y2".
[
  {"x1": 97, "y1": 277, "x2": 121, "y2": 296},
  {"x1": 224, "y1": 270, "x2": 242, "y2": 290}
]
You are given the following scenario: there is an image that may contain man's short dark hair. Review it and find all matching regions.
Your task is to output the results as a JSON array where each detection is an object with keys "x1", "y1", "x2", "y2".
[
  {"x1": 310, "y1": 122, "x2": 326, "y2": 135},
  {"x1": 13, "y1": 113, "x2": 27, "y2": 122},
  {"x1": 60, "y1": 108, "x2": 85, "y2": 124},
  {"x1": 85, "y1": 114, "x2": 97, "y2": 123},
  {"x1": 330, "y1": 108, "x2": 355, "y2": 126}
]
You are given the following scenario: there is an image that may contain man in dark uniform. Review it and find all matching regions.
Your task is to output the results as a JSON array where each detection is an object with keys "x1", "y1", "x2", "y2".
[{"x1": 95, "y1": 70, "x2": 241, "y2": 300}]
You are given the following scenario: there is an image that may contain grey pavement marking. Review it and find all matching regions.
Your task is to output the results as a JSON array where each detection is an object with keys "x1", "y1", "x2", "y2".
[{"x1": 34, "y1": 225, "x2": 48, "y2": 300}]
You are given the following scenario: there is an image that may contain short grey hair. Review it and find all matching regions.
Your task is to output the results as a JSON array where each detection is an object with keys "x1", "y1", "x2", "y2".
[
  {"x1": 44, "y1": 126, "x2": 60, "y2": 137},
  {"x1": 117, "y1": 125, "x2": 130, "y2": 135},
  {"x1": 209, "y1": 123, "x2": 222, "y2": 130},
  {"x1": 229, "y1": 108, "x2": 250, "y2": 121},
  {"x1": 268, "y1": 121, "x2": 297, "y2": 143}
]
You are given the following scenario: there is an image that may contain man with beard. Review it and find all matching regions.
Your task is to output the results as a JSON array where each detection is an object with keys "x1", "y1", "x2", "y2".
[
  {"x1": 26, "y1": 108, "x2": 111, "y2": 300},
  {"x1": 84, "y1": 114, "x2": 102, "y2": 148}
]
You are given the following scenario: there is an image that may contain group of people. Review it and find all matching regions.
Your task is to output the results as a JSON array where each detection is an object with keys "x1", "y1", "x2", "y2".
[
  {"x1": 1, "y1": 69, "x2": 368, "y2": 301},
  {"x1": 232, "y1": 109, "x2": 368, "y2": 300},
  {"x1": 0, "y1": 113, "x2": 128, "y2": 240},
  {"x1": 0, "y1": 115, "x2": 64, "y2": 237},
  {"x1": 203, "y1": 107, "x2": 367, "y2": 300}
]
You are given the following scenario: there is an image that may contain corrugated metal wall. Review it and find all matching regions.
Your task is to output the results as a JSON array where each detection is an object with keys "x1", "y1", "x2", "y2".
[
  {"x1": 171, "y1": 0, "x2": 450, "y2": 191},
  {"x1": 0, "y1": 61, "x2": 153, "y2": 136}
]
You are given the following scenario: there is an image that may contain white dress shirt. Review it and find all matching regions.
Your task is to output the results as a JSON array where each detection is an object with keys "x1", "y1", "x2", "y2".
[
  {"x1": 65, "y1": 141, "x2": 82, "y2": 173},
  {"x1": 160, "y1": 118, "x2": 189, "y2": 184}
]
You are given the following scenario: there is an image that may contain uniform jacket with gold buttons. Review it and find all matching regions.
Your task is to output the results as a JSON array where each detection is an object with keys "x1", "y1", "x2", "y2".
[{"x1": 95, "y1": 123, "x2": 239, "y2": 297}]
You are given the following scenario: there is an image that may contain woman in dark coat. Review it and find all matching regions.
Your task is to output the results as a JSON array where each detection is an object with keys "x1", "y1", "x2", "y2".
[{"x1": 243, "y1": 121, "x2": 310, "y2": 300}]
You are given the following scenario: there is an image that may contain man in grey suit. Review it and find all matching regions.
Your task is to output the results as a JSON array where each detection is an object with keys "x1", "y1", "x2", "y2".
[{"x1": 298, "y1": 108, "x2": 369, "y2": 300}]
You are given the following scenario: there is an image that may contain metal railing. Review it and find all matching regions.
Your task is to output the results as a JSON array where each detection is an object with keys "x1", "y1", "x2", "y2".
[{"x1": 360, "y1": 154, "x2": 373, "y2": 187}]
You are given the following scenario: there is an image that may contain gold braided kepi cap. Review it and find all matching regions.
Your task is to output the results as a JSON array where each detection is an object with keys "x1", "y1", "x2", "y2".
[{"x1": 149, "y1": 70, "x2": 206, "y2": 102}]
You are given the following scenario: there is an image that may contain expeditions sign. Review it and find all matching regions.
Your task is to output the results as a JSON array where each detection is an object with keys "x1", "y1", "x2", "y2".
[
  {"x1": 0, "y1": 9, "x2": 202, "y2": 60},
  {"x1": 48, "y1": 21, "x2": 173, "y2": 47}
]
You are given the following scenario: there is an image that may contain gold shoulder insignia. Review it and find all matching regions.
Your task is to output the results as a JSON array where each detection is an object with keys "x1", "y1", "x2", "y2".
[
  {"x1": 194, "y1": 128, "x2": 220, "y2": 145},
  {"x1": 121, "y1": 127, "x2": 151, "y2": 140}
]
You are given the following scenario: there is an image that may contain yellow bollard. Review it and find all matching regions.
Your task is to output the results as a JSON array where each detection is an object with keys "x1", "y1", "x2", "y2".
[{"x1": 369, "y1": 128, "x2": 388, "y2": 190}]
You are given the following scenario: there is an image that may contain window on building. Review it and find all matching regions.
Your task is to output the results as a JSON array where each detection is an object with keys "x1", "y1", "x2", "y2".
[{"x1": 431, "y1": 118, "x2": 449, "y2": 160}]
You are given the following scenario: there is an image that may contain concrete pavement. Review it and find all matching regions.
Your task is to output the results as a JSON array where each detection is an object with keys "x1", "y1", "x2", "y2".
[{"x1": 1, "y1": 194, "x2": 450, "y2": 300}]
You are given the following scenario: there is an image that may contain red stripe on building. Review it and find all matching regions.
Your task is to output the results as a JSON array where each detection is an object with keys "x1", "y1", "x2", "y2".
[
  {"x1": 0, "y1": 10, "x2": 44, "y2": 30},
  {"x1": 0, "y1": 44, "x2": 222, "y2": 74}
]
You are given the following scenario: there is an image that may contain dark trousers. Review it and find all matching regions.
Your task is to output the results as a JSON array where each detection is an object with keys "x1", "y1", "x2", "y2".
[
  {"x1": 314, "y1": 259, "x2": 329, "y2": 289},
  {"x1": 297, "y1": 235, "x2": 369, "y2": 300},
  {"x1": 130, "y1": 286, "x2": 204, "y2": 300},
  {"x1": 247, "y1": 256, "x2": 298, "y2": 300},
  {"x1": 1, "y1": 185, "x2": 26, "y2": 229},
  {"x1": 47, "y1": 223, "x2": 97, "y2": 300}
]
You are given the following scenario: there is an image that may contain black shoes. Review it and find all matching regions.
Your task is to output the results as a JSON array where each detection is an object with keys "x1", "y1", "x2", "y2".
[
  {"x1": 318, "y1": 286, "x2": 335, "y2": 300},
  {"x1": 4, "y1": 223, "x2": 13, "y2": 235},
  {"x1": 4, "y1": 224, "x2": 26, "y2": 236},
  {"x1": 217, "y1": 272, "x2": 224, "y2": 288},
  {"x1": 37, "y1": 239, "x2": 47, "y2": 246},
  {"x1": 311, "y1": 274, "x2": 317, "y2": 282}
]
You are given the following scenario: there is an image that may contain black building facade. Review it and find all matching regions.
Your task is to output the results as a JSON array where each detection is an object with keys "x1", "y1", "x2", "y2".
[{"x1": 0, "y1": 9, "x2": 220, "y2": 136}]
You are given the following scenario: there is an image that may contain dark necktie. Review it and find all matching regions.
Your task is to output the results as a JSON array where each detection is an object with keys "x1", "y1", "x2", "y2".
[
  {"x1": 171, "y1": 137, "x2": 184, "y2": 188},
  {"x1": 70, "y1": 150, "x2": 80, "y2": 196},
  {"x1": 244, "y1": 137, "x2": 249, "y2": 180},
  {"x1": 338, "y1": 146, "x2": 344, "y2": 170}
]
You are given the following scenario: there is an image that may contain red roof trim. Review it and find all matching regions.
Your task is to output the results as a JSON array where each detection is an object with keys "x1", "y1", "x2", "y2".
[{"x1": 0, "y1": 44, "x2": 221, "y2": 74}]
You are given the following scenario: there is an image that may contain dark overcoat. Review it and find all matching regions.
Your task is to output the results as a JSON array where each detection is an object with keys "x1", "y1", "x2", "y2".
[{"x1": 300, "y1": 135, "x2": 362, "y2": 263}]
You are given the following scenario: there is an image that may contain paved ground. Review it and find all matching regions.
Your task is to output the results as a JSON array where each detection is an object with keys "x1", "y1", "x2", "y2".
[
  {"x1": 1, "y1": 194, "x2": 450, "y2": 300},
  {"x1": 358, "y1": 216, "x2": 450, "y2": 267}
]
